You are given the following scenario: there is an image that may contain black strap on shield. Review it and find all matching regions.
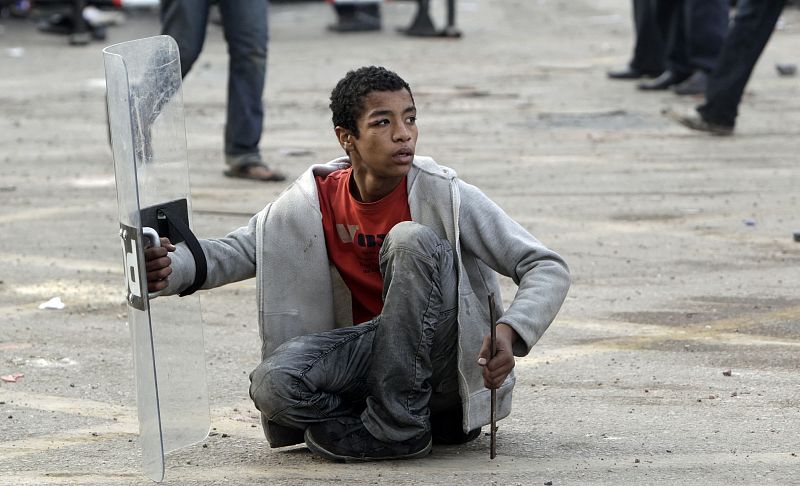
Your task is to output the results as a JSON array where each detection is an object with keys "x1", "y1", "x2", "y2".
[{"x1": 140, "y1": 198, "x2": 207, "y2": 297}]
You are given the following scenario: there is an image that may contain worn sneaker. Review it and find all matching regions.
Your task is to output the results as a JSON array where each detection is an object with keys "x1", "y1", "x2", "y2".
[
  {"x1": 304, "y1": 417, "x2": 432, "y2": 462},
  {"x1": 663, "y1": 108, "x2": 734, "y2": 136}
]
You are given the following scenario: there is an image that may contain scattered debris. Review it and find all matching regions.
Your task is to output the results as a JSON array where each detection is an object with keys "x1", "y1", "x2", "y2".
[
  {"x1": 793, "y1": 231, "x2": 800, "y2": 243},
  {"x1": 544, "y1": 482, "x2": 553, "y2": 486},
  {"x1": 6, "y1": 47, "x2": 24, "y2": 58},
  {"x1": 38, "y1": 296, "x2": 65, "y2": 310},
  {"x1": 742, "y1": 218, "x2": 756, "y2": 227},
  {"x1": 722, "y1": 369, "x2": 732, "y2": 377},
  {"x1": 776, "y1": 63, "x2": 797, "y2": 77},
  {"x1": 731, "y1": 391, "x2": 738, "y2": 397},
  {"x1": 279, "y1": 148, "x2": 313, "y2": 157},
  {"x1": 634, "y1": 458, "x2": 640, "y2": 463},
  {"x1": 1, "y1": 372, "x2": 24, "y2": 383}
]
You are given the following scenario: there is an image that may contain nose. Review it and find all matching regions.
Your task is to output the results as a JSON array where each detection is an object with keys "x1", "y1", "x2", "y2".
[{"x1": 393, "y1": 123, "x2": 412, "y2": 142}]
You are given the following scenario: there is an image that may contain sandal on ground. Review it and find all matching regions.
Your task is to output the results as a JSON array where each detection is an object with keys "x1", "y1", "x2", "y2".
[{"x1": 224, "y1": 163, "x2": 286, "y2": 182}]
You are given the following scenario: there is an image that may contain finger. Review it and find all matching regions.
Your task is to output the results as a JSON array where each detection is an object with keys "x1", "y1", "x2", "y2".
[
  {"x1": 145, "y1": 255, "x2": 171, "y2": 272},
  {"x1": 160, "y1": 237, "x2": 176, "y2": 251},
  {"x1": 147, "y1": 278, "x2": 169, "y2": 293},
  {"x1": 144, "y1": 246, "x2": 168, "y2": 260},
  {"x1": 146, "y1": 266, "x2": 172, "y2": 283},
  {"x1": 477, "y1": 335, "x2": 491, "y2": 366},
  {"x1": 486, "y1": 354, "x2": 515, "y2": 376},
  {"x1": 483, "y1": 368, "x2": 507, "y2": 389},
  {"x1": 484, "y1": 362, "x2": 513, "y2": 388},
  {"x1": 485, "y1": 349, "x2": 514, "y2": 372}
]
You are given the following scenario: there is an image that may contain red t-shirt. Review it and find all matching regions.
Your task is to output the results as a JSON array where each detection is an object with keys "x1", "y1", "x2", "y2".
[{"x1": 316, "y1": 168, "x2": 412, "y2": 323}]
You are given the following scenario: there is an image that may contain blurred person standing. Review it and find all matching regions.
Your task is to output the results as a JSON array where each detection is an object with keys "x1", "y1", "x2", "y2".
[
  {"x1": 608, "y1": 0, "x2": 668, "y2": 80},
  {"x1": 328, "y1": 0, "x2": 382, "y2": 32},
  {"x1": 638, "y1": 0, "x2": 729, "y2": 95},
  {"x1": 667, "y1": 0, "x2": 788, "y2": 135},
  {"x1": 161, "y1": 0, "x2": 285, "y2": 181}
]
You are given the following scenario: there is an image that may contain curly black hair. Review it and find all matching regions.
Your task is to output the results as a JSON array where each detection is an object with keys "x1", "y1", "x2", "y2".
[{"x1": 329, "y1": 66, "x2": 414, "y2": 137}]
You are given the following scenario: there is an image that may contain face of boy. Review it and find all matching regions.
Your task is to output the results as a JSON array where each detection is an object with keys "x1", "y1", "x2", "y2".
[{"x1": 340, "y1": 89, "x2": 417, "y2": 184}]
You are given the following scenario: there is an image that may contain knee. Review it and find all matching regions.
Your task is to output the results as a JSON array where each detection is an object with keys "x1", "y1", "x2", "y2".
[
  {"x1": 382, "y1": 221, "x2": 446, "y2": 255},
  {"x1": 248, "y1": 358, "x2": 298, "y2": 420}
]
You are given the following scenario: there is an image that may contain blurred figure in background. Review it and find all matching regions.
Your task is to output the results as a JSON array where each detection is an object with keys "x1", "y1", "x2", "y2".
[
  {"x1": 667, "y1": 0, "x2": 789, "y2": 135},
  {"x1": 328, "y1": 0, "x2": 382, "y2": 32},
  {"x1": 161, "y1": 0, "x2": 286, "y2": 181},
  {"x1": 638, "y1": 0, "x2": 729, "y2": 96},
  {"x1": 608, "y1": 0, "x2": 668, "y2": 80}
]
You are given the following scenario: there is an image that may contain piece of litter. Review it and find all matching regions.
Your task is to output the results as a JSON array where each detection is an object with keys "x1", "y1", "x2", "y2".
[
  {"x1": 793, "y1": 231, "x2": 800, "y2": 243},
  {"x1": 776, "y1": 63, "x2": 797, "y2": 77},
  {"x1": 279, "y1": 148, "x2": 313, "y2": 157},
  {"x1": 742, "y1": 219, "x2": 756, "y2": 227},
  {"x1": 1, "y1": 373, "x2": 24, "y2": 383},
  {"x1": 7, "y1": 47, "x2": 25, "y2": 58},
  {"x1": 39, "y1": 296, "x2": 65, "y2": 310},
  {"x1": 722, "y1": 369, "x2": 732, "y2": 377}
]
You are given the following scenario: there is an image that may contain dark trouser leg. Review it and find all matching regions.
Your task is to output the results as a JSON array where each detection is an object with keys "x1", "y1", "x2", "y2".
[
  {"x1": 683, "y1": 0, "x2": 729, "y2": 73},
  {"x1": 218, "y1": 0, "x2": 269, "y2": 162},
  {"x1": 660, "y1": 0, "x2": 691, "y2": 77},
  {"x1": 697, "y1": 0, "x2": 786, "y2": 127},
  {"x1": 631, "y1": 0, "x2": 666, "y2": 74},
  {"x1": 160, "y1": 0, "x2": 210, "y2": 77}
]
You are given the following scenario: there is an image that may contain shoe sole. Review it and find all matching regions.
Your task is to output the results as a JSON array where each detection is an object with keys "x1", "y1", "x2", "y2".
[
  {"x1": 663, "y1": 109, "x2": 733, "y2": 136},
  {"x1": 304, "y1": 429, "x2": 432, "y2": 462}
]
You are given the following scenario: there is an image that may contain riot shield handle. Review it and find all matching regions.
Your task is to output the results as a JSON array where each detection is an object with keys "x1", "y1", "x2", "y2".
[
  {"x1": 142, "y1": 227, "x2": 164, "y2": 300},
  {"x1": 140, "y1": 199, "x2": 208, "y2": 297}
]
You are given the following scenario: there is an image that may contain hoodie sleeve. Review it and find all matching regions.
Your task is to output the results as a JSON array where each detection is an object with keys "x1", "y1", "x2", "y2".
[
  {"x1": 457, "y1": 180, "x2": 570, "y2": 355},
  {"x1": 161, "y1": 209, "x2": 261, "y2": 296}
]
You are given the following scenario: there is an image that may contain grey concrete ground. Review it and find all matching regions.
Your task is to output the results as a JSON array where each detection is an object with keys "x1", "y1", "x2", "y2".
[{"x1": 1, "y1": 0, "x2": 799, "y2": 484}]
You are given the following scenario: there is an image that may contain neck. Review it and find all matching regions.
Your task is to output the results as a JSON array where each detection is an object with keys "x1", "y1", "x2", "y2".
[{"x1": 349, "y1": 170, "x2": 403, "y2": 203}]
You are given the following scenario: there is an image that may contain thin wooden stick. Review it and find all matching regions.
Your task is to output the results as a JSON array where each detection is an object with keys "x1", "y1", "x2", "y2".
[{"x1": 489, "y1": 293, "x2": 497, "y2": 459}]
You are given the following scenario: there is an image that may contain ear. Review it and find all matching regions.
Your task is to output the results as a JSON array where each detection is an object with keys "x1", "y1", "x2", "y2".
[{"x1": 335, "y1": 126, "x2": 354, "y2": 153}]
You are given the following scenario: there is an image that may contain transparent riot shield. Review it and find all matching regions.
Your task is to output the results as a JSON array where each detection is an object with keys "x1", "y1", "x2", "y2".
[{"x1": 104, "y1": 35, "x2": 210, "y2": 482}]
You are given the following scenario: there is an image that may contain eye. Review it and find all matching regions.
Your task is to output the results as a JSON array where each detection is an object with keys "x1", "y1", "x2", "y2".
[
  {"x1": 406, "y1": 115, "x2": 417, "y2": 124},
  {"x1": 372, "y1": 119, "x2": 390, "y2": 127}
]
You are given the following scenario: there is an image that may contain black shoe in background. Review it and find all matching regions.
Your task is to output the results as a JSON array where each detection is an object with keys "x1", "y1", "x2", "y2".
[
  {"x1": 637, "y1": 70, "x2": 690, "y2": 91},
  {"x1": 663, "y1": 108, "x2": 734, "y2": 136},
  {"x1": 672, "y1": 70, "x2": 708, "y2": 96},
  {"x1": 607, "y1": 66, "x2": 661, "y2": 80}
]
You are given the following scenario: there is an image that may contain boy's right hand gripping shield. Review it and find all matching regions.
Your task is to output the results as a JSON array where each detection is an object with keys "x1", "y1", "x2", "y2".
[{"x1": 103, "y1": 35, "x2": 210, "y2": 482}]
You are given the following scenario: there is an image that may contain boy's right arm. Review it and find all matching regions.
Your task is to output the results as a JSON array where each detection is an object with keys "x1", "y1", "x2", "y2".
[{"x1": 143, "y1": 210, "x2": 262, "y2": 296}]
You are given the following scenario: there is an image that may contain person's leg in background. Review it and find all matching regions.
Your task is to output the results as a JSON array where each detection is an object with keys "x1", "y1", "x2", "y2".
[
  {"x1": 160, "y1": 0, "x2": 210, "y2": 78},
  {"x1": 638, "y1": 0, "x2": 691, "y2": 90},
  {"x1": 219, "y1": 0, "x2": 285, "y2": 181},
  {"x1": 696, "y1": 0, "x2": 787, "y2": 127},
  {"x1": 609, "y1": 0, "x2": 667, "y2": 79},
  {"x1": 672, "y1": 0, "x2": 729, "y2": 95}
]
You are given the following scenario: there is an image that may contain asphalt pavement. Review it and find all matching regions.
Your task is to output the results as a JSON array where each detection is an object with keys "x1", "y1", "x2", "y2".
[{"x1": 1, "y1": 1, "x2": 799, "y2": 484}]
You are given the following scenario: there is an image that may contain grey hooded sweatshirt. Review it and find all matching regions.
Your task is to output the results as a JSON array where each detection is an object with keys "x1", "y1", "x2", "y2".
[{"x1": 162, "y1": 155, "x2": 570, "y2": 433}]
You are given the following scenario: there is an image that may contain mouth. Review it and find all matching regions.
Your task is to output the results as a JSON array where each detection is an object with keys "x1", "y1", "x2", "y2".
[{"x1": 392, "y1": 147, "x2": 414, "y2": 163}]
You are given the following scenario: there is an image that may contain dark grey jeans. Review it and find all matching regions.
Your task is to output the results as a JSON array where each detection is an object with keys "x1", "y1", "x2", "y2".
[{"x1": 249, "y1": 222, "x2": 460, "y2": 443}]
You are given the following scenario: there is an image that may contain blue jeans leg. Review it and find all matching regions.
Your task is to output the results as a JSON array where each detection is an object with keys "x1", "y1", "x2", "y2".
[
  {"x1": 219, "y1": 0, "x2": 269, "y2": 162},
  {"x1": 160, "y1": 0, "x2": 211, "y2": 77}
]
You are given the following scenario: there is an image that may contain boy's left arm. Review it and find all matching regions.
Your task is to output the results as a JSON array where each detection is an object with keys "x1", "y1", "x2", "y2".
[{"x1": 458, "y1": 181, "x2": 570, "y2": 384}]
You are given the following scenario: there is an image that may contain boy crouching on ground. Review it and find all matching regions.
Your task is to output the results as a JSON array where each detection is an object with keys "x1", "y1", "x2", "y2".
[{"x1": 145, "y1": 66, "x2": 570, "y2": 461}]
